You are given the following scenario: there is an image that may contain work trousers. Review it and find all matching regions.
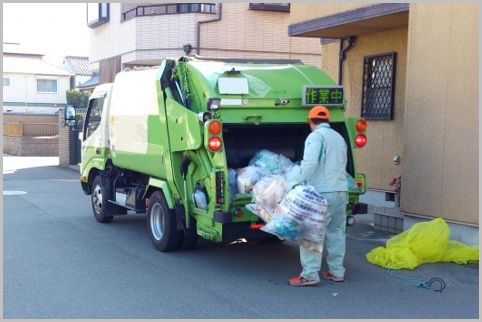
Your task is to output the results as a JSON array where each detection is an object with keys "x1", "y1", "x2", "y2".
[{"x1": 300, "y1": 191, "x2": 348, "y2": 281}]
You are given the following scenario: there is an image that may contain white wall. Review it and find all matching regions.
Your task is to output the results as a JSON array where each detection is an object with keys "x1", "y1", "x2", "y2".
[
  {"x1": 3, "y1": 73, "x2": 70, "y2": 104},
  {"x1": 89, "y1": 3, "x2": 137, "y2": 65}
]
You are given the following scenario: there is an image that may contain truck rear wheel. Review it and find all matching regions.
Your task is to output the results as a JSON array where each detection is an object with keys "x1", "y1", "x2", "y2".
[{"x1": 147, "y1": 191, "x2": 182, "y2": 252}]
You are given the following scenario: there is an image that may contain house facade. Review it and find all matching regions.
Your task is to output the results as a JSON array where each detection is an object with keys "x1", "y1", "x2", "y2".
[
  {"x1": 3, "y1": 44, "x2": 72, "y2": 115},
  {"x1": 288, "y1": 3, "x2": 479, "y2": 236},
  {"x1": 87, "y1": 3, "x2": 322, "y2": 81}
]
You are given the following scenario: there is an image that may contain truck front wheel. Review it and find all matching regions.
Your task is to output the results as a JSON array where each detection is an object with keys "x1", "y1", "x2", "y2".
[
  {"x1": 147, "y1": 191, "x2": 182, "y2": 252},
  {"x1": 91, "y1": 175, "x2": 115, "y2": 223}
]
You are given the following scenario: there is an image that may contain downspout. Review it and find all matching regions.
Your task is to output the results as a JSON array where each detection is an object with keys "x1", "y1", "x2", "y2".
[
  {"x1": 196, "y1": 3, "x2": 223, "y2": 55},
  {"x1": 338, "y1": 36, "x2": 355, "y2": 85}
]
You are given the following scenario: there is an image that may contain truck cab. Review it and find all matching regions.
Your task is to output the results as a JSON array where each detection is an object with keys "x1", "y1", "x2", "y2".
[{"x1": 79, "y1": 57, "x2": 367, "y2": 252}]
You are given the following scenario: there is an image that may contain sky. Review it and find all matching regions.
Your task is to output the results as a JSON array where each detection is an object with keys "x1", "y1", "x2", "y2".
[{"x1": 3, "y1": 3, "x2": 90, "y2": 65}]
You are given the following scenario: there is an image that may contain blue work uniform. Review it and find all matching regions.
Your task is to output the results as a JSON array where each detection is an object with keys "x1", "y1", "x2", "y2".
[{"x1": 297, "y1": 123, "x2": 348, "y2": 281}]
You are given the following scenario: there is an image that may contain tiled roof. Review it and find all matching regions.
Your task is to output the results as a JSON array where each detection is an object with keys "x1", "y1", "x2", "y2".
[
  {"x1": 3, "y1": 55, "x2": 72, "y2": 76},
  {"x1": 63, "y1": 56, "x2": 92, "y2": 76}
]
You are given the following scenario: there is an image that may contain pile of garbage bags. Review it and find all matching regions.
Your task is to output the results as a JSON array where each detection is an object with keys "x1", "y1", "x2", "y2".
[
  {"x1": 228, "y1": 149, "x2": 301, "y2": 196},
  {"x1": 228, "y1": 149, "x2": 328, "y2": 253}
]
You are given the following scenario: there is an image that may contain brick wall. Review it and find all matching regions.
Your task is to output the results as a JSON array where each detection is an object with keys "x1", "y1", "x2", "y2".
[{"x1": 3, "y1": 136, "x2": 58, "y2": 156}]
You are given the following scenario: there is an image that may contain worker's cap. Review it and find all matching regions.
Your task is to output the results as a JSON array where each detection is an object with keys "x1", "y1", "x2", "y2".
[{"x1": 308, "y1": 105, "x2": 330, "y2": 121}]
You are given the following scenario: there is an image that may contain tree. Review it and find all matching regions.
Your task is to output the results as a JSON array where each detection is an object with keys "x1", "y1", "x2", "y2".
[{"x1": 66, "y1": 90, "x2": 90, "y2": 110}]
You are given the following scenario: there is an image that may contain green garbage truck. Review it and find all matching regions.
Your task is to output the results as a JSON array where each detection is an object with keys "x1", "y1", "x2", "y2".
[{"x1": 77, "y1": 56, "x2": 368, "y2": 252}]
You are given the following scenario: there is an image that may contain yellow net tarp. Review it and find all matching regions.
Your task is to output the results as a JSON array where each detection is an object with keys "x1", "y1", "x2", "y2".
[{"x1": 366, "y1": 218, "x2": 479, "y2": 269}]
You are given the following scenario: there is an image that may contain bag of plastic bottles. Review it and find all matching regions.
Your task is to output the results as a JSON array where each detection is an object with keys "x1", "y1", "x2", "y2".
[
  {"x1": 249, "y1": 149, "x2": 294, "y2": 175},
  {"x1": 261, "y1": 185, "x2": 328, "y2": 253},
  {"x1": 252, "y1": 175, "x2": 289, "y2": 209},
  {"x1": 245, "y1": 203, "x2": 275, "y2": 223},
  {"x1": 236, "y1": 166, "x2": 270, "y2": 194},
  {"x1": 284, "y1": 164, "x2": 301, "y2": 187}
]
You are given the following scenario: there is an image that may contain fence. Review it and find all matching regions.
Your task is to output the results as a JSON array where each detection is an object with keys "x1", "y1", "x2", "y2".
[
  {"x1": 3, "y1": 117, "x2": 59, "y2": 156},
  {"x1": 3, "y1": 122, "x2": 58, "y2": 137}
]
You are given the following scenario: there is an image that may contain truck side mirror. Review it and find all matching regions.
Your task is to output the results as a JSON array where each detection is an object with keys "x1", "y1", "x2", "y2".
[{"x1": 64, "y1": 105, "x2": 76, "y2": 127}]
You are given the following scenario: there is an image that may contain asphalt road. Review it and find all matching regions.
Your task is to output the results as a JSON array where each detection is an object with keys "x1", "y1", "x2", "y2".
[{"x1": 3, "y1": 157, "x2": 479, "y2": 318}]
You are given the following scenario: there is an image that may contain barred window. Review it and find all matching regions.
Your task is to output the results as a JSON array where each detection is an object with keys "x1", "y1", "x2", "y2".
[{"x1": 361, "y1": 52, "x2": 396, "y2": 120}]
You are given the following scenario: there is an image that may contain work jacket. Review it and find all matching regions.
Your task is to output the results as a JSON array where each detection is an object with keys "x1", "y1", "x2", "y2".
[{"x1": 298, "y1": 123, "x2": 348, "y2": 193}]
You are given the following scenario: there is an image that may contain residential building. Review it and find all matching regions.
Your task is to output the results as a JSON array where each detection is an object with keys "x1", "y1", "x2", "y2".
[
  {"x1": 288, "y1": 3, "x2": 478, "y2": 239},
  {"x1": 3, "y1": 43, "x2": 72, "y2": 114},
  {"x1": 62, "y1": 56, "x2": 93, "y2": 89},
  {"x1": 87, "y1": 3, "x2": 322, "y2": 82}
]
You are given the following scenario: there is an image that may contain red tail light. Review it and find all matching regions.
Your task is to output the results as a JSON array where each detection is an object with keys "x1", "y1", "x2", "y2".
[
  {"x1": 208, "y1": 136, "x2": 222, "y2": 151},
  {"x1": 355, "y1": 134, "x2": 367, "y2": 148},
  {"x1": 250, "y1": 223, "x2": 263, "y2": 230},
  {"x1": 356, "y1": 118, "x2": 367, "y2": 132},
  {"x1": 235, "y1": 209, "x2": 243, "y2": 217},
  {"x1": 208, "y1": 120, "x2": 222, "y2": 135}
]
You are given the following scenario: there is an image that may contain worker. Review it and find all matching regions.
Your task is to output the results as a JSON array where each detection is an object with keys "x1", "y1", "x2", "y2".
[{"x1": 289, "y1": 105, "x2": 348, "y2": 286}]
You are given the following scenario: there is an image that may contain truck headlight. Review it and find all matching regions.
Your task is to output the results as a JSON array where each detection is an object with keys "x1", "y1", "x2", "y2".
[{"x1": 207, "y1": 98, "x2": 221, "y2": 111}]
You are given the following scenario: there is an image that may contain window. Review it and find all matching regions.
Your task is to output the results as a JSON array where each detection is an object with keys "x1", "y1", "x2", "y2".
[
  {"x1": 121, "y1": 3, "x2": 216, "y2": 21},
  {"x1": 3, "y1": 77, "x2": 10, "y2": 86},
  {"x1": 37, "y1": 77, "x2": 58, "y2": 93},
  {"x1": 84, "y1": 96, "x2": 105, "y2": 140},
  {"x1": 249, "y1": 3, "x2": 290, "y2": 12},
  {"x1": 87, "y1": 3, "x2": 109, "y2": 28},
  {"x1": 361, "y1": 52, "x2": 396, "y2": 120}
]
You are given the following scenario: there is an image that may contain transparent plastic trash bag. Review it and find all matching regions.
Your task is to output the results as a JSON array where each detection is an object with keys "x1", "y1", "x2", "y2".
[
  {"x1": 236, "y1": 166, "x2": 270, "y2": 194},
  {"x1": 252, "y1": 175, "x2": 289, "y2": 209},
  {"x1": 249, "y1": 149, "x2": 294, "y2": 175},
  {"x1": 261, "y1": 185, "x2": 328, "y2": 253}
]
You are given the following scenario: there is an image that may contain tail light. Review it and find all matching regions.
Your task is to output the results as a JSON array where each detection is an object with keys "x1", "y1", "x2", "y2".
[
  {"x1": 354, "y1": 118, "x2": 367, "y2": 148},
  {"x1": 355, "y1": 134, "x2": 367, "y2": 148},
  {"x1": 208, "y1": 120, "x2": 222, "y2": 135},
  {"x1": 208, "y1": 136, "x2": 222, "y2": 151},
  {"x1": 356, "y1": 118, "x2": 367, "y2": 132},
  {"x1": 235, "y1": 209, "x2": 243, "y2": 217},
  {"x1": 250, "y1": 223, "x2": 263, "y2": 230}
]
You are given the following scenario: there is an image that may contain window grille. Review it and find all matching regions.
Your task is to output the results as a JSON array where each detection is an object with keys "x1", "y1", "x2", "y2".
[{"x1": 361, "y1": 52, "x2": 396, "y2": 120}]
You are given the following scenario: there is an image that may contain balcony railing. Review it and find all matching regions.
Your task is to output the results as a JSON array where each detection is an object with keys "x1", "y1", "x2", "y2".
[{"x1": 122, "y1": 3, "x2": 216, "y2": 21}]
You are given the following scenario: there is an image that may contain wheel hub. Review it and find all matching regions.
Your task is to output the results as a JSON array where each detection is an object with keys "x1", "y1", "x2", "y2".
[
  {"x1": 150, "y1": 203, "x2": 165, "y2": 241},
  {"x1": 92, "y1": 184, "x2": 103, "y2": 214}
]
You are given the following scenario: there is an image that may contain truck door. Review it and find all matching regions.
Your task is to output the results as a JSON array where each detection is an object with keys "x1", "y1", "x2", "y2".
[{"x1": 82, "y1": 92, "x2": 108, "y2": 170}]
